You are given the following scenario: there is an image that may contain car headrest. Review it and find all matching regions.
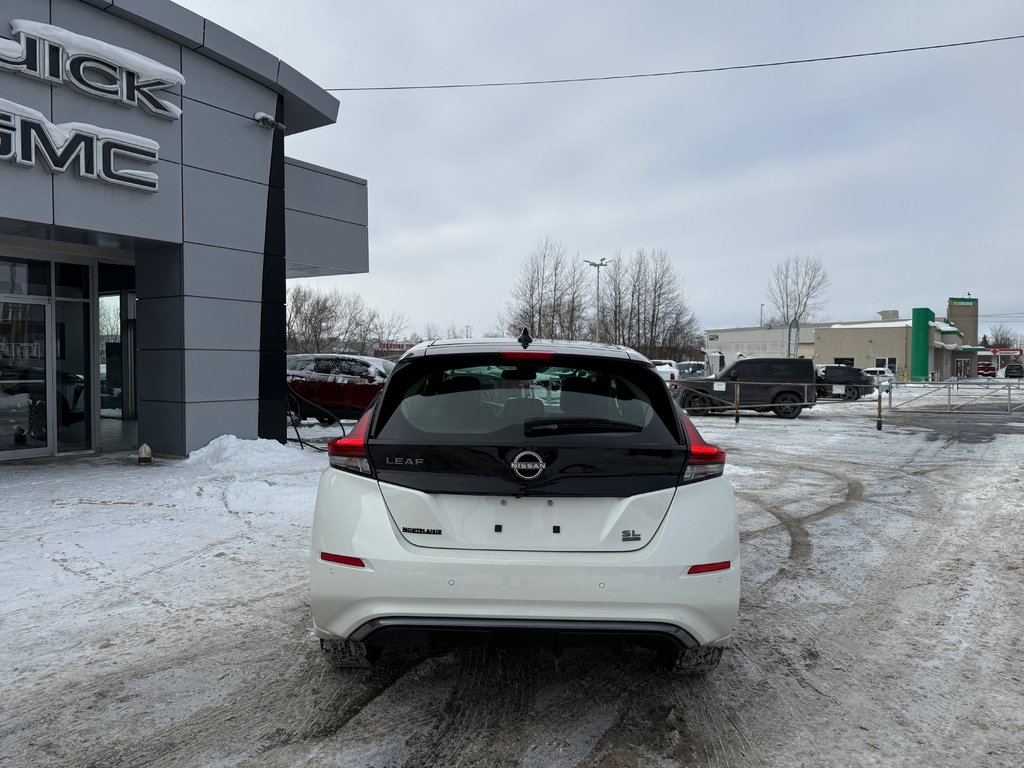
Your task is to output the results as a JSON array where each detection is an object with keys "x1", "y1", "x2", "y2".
[{"x1": 502, "y1": 397, "x2": 544, "y2": 422}]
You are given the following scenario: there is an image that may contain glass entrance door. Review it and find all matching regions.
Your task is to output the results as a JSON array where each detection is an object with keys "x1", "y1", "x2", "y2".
[{"x1": 0, "y1": 300, "x2": 51, "y2": 458}]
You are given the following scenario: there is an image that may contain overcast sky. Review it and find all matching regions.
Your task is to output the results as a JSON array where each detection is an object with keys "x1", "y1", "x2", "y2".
[{"x1": 178, "y1": 0, "x2": 1024, "y2": 340}]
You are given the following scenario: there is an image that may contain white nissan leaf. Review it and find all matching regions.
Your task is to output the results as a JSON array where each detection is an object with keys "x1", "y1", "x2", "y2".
[{"x1": 310, "y1": 335, "x2": 740, "y2": 675}]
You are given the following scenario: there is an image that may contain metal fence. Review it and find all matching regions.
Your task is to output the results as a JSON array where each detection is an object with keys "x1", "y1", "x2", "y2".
[{"x1": 888, "y1": 379, "x2": 1024, "y2": 414}]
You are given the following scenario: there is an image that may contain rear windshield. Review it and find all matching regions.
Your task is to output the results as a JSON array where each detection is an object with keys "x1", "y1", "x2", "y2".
[{"x1": 374, "y1": 355, "x2": 680, "y2": 443}]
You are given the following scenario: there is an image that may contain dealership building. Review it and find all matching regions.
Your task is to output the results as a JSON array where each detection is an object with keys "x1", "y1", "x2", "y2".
[{"x1": 0, "y1": 0, "x2": 368, "y2": 461}]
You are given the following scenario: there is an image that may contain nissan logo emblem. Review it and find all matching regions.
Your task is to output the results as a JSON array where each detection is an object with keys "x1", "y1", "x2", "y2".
[{"x1": 511, "y1": 450, "x2": 546, "y2": 480}]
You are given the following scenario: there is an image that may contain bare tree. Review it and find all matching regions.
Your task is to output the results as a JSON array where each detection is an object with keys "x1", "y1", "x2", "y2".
[
  {"x1": 763, "y1": 255, "x2": 830, "y2": 325},
  {"x1": 287, "y1": 285, "x2": 409, "y2": 355},
  {"x1": 286, "y1": 284, "x2": 342, "y2": 353},
  {"x1": 373, "y1": 310, "x2": 410, "y2": 345},
  {"x1": 98, "y1": 298, "x2": 120, "y2": 340},
  {"x1": 598, "y1": 248, "x2": 700, "y2": 359},
  {"x1": 502, "y1": 237, "x2": 592, "y2": 340},
  {"x1": 422, "y1": 323, "x2": 442, "y2": 341},
  {"x1": 988, "y1": 323, "x2": 1020, "y2": 348}
]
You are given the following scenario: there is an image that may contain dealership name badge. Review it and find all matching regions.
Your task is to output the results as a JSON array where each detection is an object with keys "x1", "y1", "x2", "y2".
[{"x1": 0, "y1": 20, "x2": 186, "y2": 192}]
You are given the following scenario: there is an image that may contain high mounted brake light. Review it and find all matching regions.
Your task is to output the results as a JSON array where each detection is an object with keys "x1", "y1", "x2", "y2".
[
  {"x1": 500, "y1": 350, "x2": 555, "y2": 361},
  {"x1": 327, "y1": 406, "x2": 374, "y2": 475},
  {"x1": 681, "y1": 413, "x2": 726, "y2": 483}
]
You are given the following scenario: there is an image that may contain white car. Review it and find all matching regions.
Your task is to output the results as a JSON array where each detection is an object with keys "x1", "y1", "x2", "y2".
[
  {"x1": 649, "y1": 359, "x2": 679, "y2": 390},
  {"x1": 861, "y1": 366, "x2": 895, "y2": 392},
  {"x1": 310, "y1": 336, "x2": 740, "y2": 675}
]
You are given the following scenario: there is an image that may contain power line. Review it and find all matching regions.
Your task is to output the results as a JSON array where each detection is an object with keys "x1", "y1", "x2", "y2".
[{"x1": 326, "y1": 33, "x2": 1024, "y2": 92}]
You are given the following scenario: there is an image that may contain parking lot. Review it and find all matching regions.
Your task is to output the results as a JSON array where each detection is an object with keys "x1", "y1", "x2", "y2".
[{"x1": 2, "y1": 403, "x2": 1023, "y2": 767}]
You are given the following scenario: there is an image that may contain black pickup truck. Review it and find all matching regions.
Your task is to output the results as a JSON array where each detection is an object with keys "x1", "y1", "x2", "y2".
[{"x1": 677, "y1": 358, "x2": 817, "y2": 419}]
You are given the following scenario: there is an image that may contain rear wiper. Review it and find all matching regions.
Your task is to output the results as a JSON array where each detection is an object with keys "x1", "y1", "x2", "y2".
[{"x1": 523, "y1": 417, "x2": 643, "y2": 435}]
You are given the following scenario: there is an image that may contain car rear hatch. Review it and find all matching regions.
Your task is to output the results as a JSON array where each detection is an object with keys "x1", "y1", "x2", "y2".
[{"x1": 365, "y1": 351, "x2": 690, "y2": 553}]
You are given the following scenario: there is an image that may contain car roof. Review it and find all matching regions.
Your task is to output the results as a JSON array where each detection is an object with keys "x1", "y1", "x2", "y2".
[
  {"x1": 286, "y1": 352, "x2": 384, "y2": 365},
  {"x1": 399, "y1": 337, "x2": 650, "y2": 363}
]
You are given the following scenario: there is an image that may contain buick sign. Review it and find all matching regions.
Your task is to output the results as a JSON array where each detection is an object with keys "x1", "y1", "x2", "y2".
[{"x1": 0, "y1": 20, "x2": 185, "y2": 119}]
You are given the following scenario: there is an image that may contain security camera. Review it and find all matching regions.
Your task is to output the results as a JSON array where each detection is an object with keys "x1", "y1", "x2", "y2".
[{"x1": 253, "y1": 112, "x2": 287, "y2": 132}]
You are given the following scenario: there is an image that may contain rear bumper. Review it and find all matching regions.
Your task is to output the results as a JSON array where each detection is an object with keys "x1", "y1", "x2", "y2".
[
  {"x1": 310, "y1": 471, "x2": 740, "y2": 647},
  {"x1": 350, "y1": 617, "x2": 699, "y2": 653}
]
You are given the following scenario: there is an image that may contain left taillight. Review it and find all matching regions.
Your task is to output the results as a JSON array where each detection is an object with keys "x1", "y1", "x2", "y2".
[
  {"x1": 327, "y1": 406, "x2": 375, "y2": 476},
  {"x1": 680, "y1": 412, "x2": 725, "y2": 483}
]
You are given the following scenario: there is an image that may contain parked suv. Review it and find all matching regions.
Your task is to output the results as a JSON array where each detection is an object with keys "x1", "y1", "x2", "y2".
[
  {"x1": 310, "y1": 337, "x2": 740, "y2": 675},
  {"x1": 815, "y1": 364, "x2": 875, "y2": 401},
  {"x1": 1001, "y1": 363, "x2": 1024, "y2": 379},
  {"x1": 677, "y1": 357, "x2": 816, "y2": 418},
  {"x1": 287, "y1": 354, "x2": 394, "y2": 424}
]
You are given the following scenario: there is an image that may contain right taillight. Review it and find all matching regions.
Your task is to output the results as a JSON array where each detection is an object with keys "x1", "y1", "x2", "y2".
[
  {"x1": 681, "y1": 413, "x2": 725, "y2": 483},
  {"x1": 327, "y1": 406, "x2": 374, "y2": 475}
]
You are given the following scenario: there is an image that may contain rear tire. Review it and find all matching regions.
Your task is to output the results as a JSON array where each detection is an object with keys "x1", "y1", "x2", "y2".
[
  {"x1": 316, "y1": 415, "x2": 336, "y2": 426},
  {"x1": 662, "y1": 646, "x2": 724, "y2": 676},
  {"x1": 320, "y1": 638, "x2": 378, "y2": 668},
  {"x1": 771, "y1": 392, "x2": 802, "y2": 419},
  {"x1": 683, "y1": 393, "x2": 711, "y2": 417}
]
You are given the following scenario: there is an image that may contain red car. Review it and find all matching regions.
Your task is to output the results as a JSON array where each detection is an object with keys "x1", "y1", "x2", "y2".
[
  {"x1": 287, "y1": 354, "x2": 394, "y2": 424},
  {"x1": 976, "y1": 362, "x2": 997, "y2": 378}
]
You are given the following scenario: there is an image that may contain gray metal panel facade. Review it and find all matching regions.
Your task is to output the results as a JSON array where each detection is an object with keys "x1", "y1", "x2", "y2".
[
  {"x1": 0, "y1": 161, "x2": 52, "y2": 228},
  {"x1": 284, "y1": 160, "x2": 368, "y2": 225},
  {"x1": 138, "y1": 400, "x2": 184, "y2": 456},
  {"x1": 137, "y1": 349, "x2": 183, "y2": 402},
  {"x1": 181, "y1": 167, "x2": 267, "y2": 253},
  {"x1": 182, "y1": 298, "x2": 262, "y2": 351},
  {"x1": 286, "y1": 209, "x2": 370, "y2": 275},
  {"x1": 184, "y1": 350, "x2": 260, "y2": 402},
  {"x1": 136, "y1": 295, "x2": 184, "y2": 349},
  {"x1": 185, "y1": 399, "x2": 259, "y2": 447},
  {"x1": 4, "y1": 0, "x2": 51, "y2": 22},
  {"x1": 181, "y1": 101, "x2": 273, "y2": 184},
  {"x1": 181, "y1": 245, "x2": 264, "y2": 302},
  {"x1": 181, "y1": 48, "x2": 277, "y2": 120},
  {"x1": 52, "y1": 160, "x2": 184, "y2": 243}
]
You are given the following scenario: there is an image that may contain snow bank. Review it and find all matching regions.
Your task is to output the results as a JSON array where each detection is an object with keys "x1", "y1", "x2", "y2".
[{"x1": 182, "y1": 434, "x2": 316, "y2": 473}]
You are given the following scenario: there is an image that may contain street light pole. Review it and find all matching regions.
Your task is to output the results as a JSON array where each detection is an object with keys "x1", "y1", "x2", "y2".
[{"x1": 584, "y1": 257, "x2": 612, "y2": 342}]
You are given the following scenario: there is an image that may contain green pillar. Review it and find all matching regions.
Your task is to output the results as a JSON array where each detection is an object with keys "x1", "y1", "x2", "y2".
[{"x1": 911, "y1": 307, "x2": 934, "y2": 381}]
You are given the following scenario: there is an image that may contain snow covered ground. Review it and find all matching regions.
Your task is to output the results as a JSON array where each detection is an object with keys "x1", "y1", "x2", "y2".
[{"x1": 1, "y1": 400, "x2": 1022, "y2": 767}]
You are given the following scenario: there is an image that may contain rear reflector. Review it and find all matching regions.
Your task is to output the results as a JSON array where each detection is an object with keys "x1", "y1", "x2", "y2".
[
  {"x1": 321, "y1": 552, "x2": 365, "y2": 568},
  {"x1": 500, "y1": 350, "x2": 555, "y2": 360},
  {"x1": 687, "y1": 561, "x2": 731, "y2": 575}
]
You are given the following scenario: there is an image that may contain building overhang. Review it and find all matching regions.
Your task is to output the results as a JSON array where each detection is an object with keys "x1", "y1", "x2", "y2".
[{"x1": 79, "y1": 0, "x2": 339, "y2": 135}]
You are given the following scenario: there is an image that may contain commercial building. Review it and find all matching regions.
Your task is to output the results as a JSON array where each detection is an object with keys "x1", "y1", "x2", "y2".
[
  {"x1": 1, "y1": 0, "x2": 368, "y2": 461},
  {"x1": 814, "y1": 299, "x2": 983, "y2": 380},
  {"x1": 705, "y1": 298, "x2": 985, "y2": 381}
]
